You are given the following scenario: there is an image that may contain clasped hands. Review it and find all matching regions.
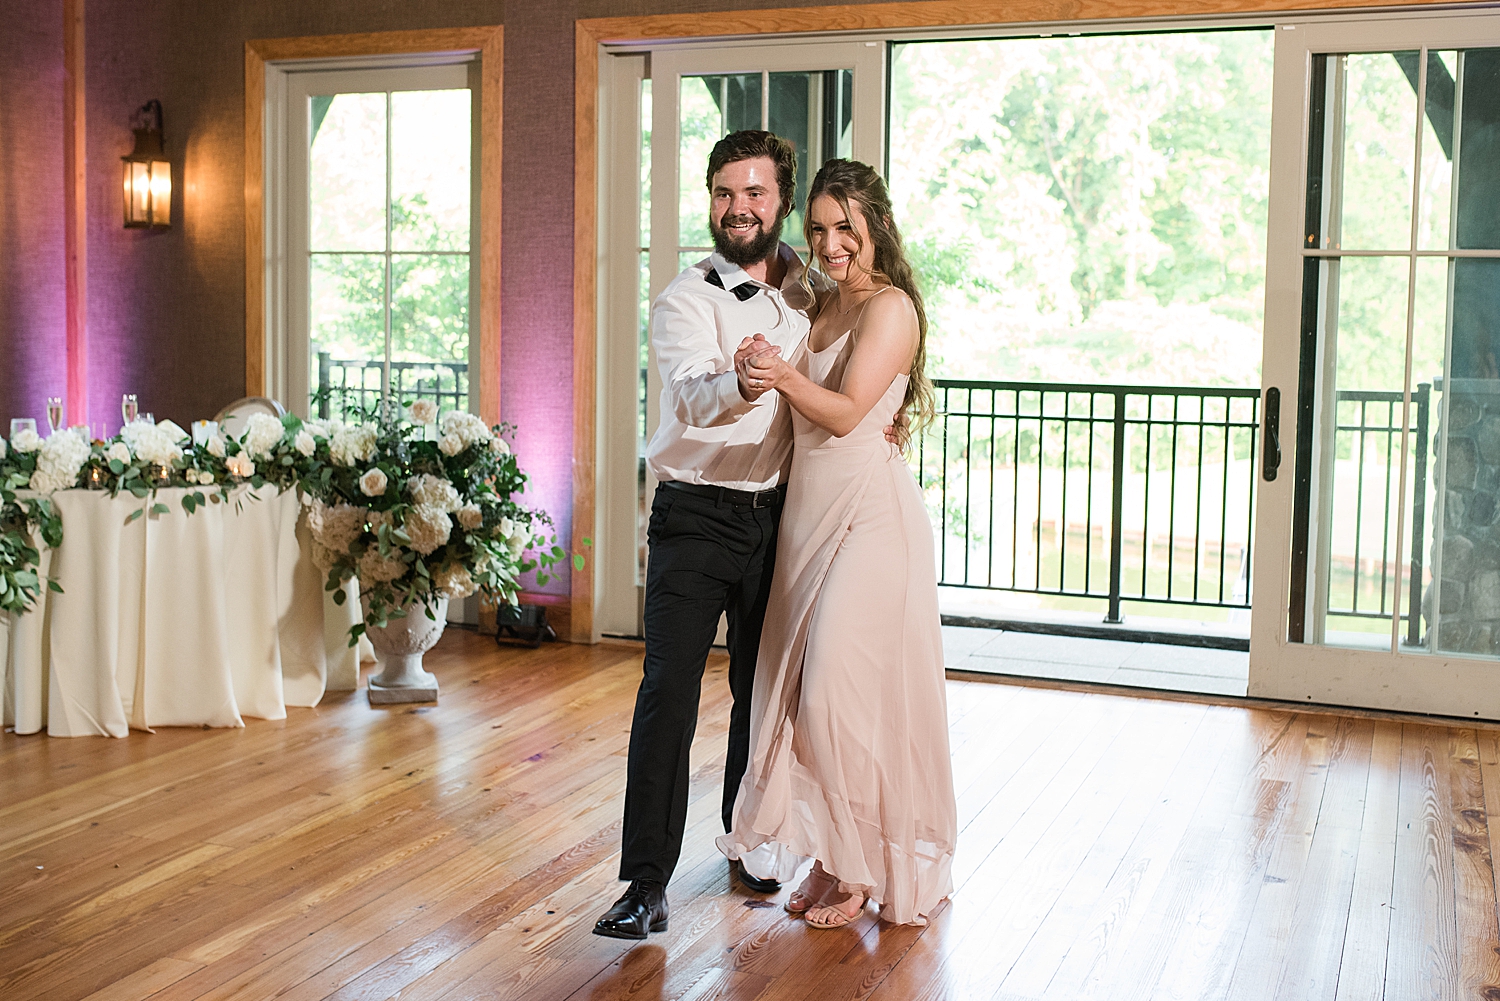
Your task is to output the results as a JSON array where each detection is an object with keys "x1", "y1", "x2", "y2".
[
  {"x1": 733, "y1": 332, "x2": 907, "y2": 448},
  {"x1": 734, "y1": 333, "x2": 787, "y2": 402}
]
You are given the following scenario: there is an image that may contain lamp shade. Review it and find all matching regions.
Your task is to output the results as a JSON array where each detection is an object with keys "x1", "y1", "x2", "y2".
[{"x1": 122, "y1": 101, "x2": 170, "y2": 228}]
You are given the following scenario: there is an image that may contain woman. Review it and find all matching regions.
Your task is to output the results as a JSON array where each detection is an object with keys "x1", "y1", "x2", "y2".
[{"x1": 716, "y1": 159, "x2": 957, "y2": 928}]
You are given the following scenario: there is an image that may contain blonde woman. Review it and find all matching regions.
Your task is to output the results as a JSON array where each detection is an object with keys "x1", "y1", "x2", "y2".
[{"x1": 718, "y1": 159, "x2": 957, "y2": 928}]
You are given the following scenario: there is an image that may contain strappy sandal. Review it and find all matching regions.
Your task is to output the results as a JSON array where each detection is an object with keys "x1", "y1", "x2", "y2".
[
  {"x1": 804, "y1": 892, "x2": 866, "y2": 929},
  {"x1": 785, "y1": 865, "x2": 838, "y2": 916}
]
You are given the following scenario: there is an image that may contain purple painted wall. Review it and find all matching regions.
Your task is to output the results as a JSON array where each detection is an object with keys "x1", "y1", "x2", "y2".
[{"x1": 0, "y1": 3, "x2": 66, "y2": 430}]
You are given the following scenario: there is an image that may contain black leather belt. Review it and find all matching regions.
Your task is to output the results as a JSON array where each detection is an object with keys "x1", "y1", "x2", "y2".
[{"x1": 661, "y1": 480, "x2": 785, "y2": 509}]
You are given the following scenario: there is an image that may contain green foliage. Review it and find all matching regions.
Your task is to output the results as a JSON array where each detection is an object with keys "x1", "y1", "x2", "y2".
[{"x1": 890, "y1": 32, "x2": 1274, "y2": 387}]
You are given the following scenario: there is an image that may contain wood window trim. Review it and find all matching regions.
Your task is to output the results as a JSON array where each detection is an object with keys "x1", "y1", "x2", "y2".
[
  {"x1": 244, "y1": 26, "x2": 503, "y2": 427},
  {"x1": 569, "y1": 0, "x2": 1466, "y2": 644}
]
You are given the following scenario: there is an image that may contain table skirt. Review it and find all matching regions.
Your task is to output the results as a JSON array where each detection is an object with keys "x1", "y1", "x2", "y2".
[{"x1": 2, "y1": 487, "x2": 365, "y2": 737}]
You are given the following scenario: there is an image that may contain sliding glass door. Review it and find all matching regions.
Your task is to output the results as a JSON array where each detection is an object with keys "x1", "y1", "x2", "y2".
[{"x1": 1252, "y1": 13, "x2": 1500, "y2": 716}]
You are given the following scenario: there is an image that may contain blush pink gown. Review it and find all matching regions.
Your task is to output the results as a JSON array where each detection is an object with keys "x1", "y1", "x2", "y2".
[{"x1": 717, "y1": 327, "x2": 957, "y2": 926}]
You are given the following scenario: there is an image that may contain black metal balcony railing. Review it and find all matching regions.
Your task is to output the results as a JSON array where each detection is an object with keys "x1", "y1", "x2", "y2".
[
  {"x1": 316, "y1": 354, "x2": 468, "y2": 421},
  {"x1": 919, "y1": 379, "x2": 1431, "y2": 637}
]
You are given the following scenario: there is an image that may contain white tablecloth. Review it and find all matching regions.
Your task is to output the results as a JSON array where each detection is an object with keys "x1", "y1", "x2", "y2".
[{"x1": 1, "y1": 487, "x2": 365, "y2": 737}]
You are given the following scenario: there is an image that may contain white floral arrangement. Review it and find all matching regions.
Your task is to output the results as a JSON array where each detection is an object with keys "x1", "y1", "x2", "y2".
[{"x1": 0, "y1": 403, "x2": 561, "y2": 633}]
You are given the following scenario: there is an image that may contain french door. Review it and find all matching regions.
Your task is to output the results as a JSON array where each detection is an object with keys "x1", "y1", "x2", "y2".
[
  {"x1": 594, "y1": 41, "x2": 884, "y2": 637},
  {"x1": 1251, "y1": 13, "x2": 1500, "y2": 717}
]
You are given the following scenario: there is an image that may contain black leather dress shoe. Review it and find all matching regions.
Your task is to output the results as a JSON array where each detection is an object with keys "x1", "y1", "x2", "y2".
[
  {"x1": 593, "y1": 879, "x2": 669, "y2": 939},
  {"x1": 734, "y1": 860, "x2": 782, "y2": 894}
]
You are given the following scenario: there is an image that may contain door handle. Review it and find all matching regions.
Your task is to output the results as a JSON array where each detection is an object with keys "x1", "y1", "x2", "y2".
[{"x1": 1263, "y1": 387, "x2": 1281, "y2": 481}]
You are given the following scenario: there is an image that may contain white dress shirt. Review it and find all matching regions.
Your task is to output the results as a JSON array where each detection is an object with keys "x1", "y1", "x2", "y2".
[{"x1": 645, "y1": 244, "x2": 819, "y2": 491}]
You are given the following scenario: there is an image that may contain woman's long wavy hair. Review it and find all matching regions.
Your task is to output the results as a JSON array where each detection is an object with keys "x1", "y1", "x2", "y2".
[{"x1": 800, "y1": 159, "x2": 933, "y2": 441}]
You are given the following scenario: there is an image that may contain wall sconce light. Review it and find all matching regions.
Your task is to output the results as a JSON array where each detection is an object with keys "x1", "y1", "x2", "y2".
[{"x1": 122, "y1": 99, "x2": 170, "y2": 228}]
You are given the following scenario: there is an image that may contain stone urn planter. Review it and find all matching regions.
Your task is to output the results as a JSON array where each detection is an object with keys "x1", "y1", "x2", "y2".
[{"x1": 362, "y1": 594, "x2": 449, "y2": 704}]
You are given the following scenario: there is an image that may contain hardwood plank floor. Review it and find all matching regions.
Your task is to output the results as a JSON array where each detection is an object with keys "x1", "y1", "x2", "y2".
[{"x1": 3, "y1": 630, "x2": 1499, "y2": 1001}]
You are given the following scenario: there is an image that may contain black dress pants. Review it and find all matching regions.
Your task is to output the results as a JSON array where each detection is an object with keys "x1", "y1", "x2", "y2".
[{"x1": 619, "y1": 482, "x2": 782, "y2": 885}]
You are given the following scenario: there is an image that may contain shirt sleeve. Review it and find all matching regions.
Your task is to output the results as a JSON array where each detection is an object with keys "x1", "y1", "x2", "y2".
[{"x1": 651, "y1": 287, "x2": 762, "y2": 428}]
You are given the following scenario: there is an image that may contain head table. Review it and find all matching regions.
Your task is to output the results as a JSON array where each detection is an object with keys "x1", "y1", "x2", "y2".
[{"x1": 1, "y1": 486, "x2": 365, "y2": 737}]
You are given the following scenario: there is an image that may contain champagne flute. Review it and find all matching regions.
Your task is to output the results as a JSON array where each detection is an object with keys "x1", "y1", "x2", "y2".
[
  {"x1": 121, "y1": 394, "x2": 138, "y2": 425},
  {"x1": 46, "y1": 397, "x2": 63, "y2": 434}
]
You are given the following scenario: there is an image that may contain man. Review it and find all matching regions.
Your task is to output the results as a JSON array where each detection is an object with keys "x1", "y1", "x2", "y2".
[{"x1": 593, "y1": 131, "x2": 812, "y2": 940}]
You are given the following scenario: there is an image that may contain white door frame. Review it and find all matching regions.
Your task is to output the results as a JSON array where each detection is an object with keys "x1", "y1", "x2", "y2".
[
  {"x1": 593, "y1": 40, "x2": 885, "y2": 638},
  {"x1": 1251, "y1": 11, "x2": 1500, "y2": 718}
]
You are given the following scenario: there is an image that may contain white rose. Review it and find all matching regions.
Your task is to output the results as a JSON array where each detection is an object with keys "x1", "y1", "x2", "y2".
[
  {"x1": 359, "y1": 467, "x2": 388, "y2": 497},
  {"x1": 438, "y1": 433, "x2": 464, "y2": 457},
  {"x1": 497, "y1": 517, "x2": 514, "y2": 538},
  {"x1": 225, "y1": 454, "x2": 255, "y2": 479},
  {"x1": 206, "y1": 435, "x2": 226, "y2": 458},
  {"x1": 506, "y1": 527, "x2": 530, "y2": 557},
  {"x1": 106, "y1": 442, "x2": 131, "y2": 465},
  {"x1": 491, "y1": 436, "x2": 510, "y2": 455},
  {"x1": 457, "y1": 504, "x2": 483, "y2": 530},
  {"x1": 440, "y1": 411, "x2": 493, "y2": 448},
  {"x1": 293, "y1": 430, "x2": 316, "y2": 456},
  {"x1": 408, "y1": 399, "x2": 438, "y2": 425},
  {"x1": 12, "y1": 428, "x2": 42, "y2": 453}
]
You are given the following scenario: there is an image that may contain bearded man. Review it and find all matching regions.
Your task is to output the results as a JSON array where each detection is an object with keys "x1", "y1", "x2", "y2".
[{"x1": 594, "y1": 131, "x2": 814, "y2": 939}]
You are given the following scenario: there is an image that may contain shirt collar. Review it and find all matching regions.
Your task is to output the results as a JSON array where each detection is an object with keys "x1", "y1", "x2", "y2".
[{"x1": 708, "y1": 243, "x2": 815, "y2": 308}]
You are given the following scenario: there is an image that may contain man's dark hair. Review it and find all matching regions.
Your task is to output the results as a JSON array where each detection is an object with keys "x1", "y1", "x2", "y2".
[{"x1": 705, "y1": 130, "x2": 797, "y2": 212}]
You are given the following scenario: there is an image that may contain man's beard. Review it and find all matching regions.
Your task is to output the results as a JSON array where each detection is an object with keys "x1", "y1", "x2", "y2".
[{"x1": 710, "y1": 212, "x2": 783, "y2": 267}]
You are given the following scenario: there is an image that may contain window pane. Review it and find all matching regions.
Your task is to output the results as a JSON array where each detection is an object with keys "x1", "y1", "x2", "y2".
[
  {"x1": 390, "y1": 254, "x2": 469, "y2": 362},
  {"x1": 680, "y1": 74, "x2": 760, "y2": 246},
  {"x1": 310, "y1": 93, "x2": 386, "y2": 252},
  {"x1": 768, "y1": 69, "x2": 852, "y2": 241},
  {"x1": 390, "y1": 253, "x2": 469, "y2": 414},
  {"x1": 641, "y1": 78, "x2": 652, "y2": 244},
  {"x1": 889, "y1": 32, "x2": 1272, "y2": 387},
  {"x1": 310, "y1": 253, "x2": 385, "y2": 418},
  {"x1": 391, "y1": 89, "x2": 471, "y2": 253},
  {"x1": 1320, "y1": 256, "x2": 1411, "y2": 647},
  {"x1": 1417, "y1": 51, "x2": 1458, "y2": 251},
  {"x1": 1338, "y1": 53, "x2": 1418, "y2": 252},
  {"x1": 1456, "y1": 50, "x2": 1500, "y2": 250}
]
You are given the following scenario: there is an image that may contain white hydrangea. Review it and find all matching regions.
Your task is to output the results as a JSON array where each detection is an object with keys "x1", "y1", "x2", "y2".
[
  {"x1": 308, "y1": 499, "x2": 368, "y2": 554},
  {"x1": 293, "y1": 430, "x2": 316, "y2": 456},
  {"x1": 358, "y1": 547, "x2": 408, "y2": 583},
  {"x1": 402, "y1": 504, "x2": 452, "y2": 555},
  {"x1": 106, "y1": 442, "x2": 131, "y2": 465},
  {"x1": 310, "y1": 538, "x2": 338, "y2": 572},
  {"x1": 303, "y1": 418, "x2": 335, "y2": 440},
  {"x1": 367, "y1": 509, "x2": 394, "y2": 535},
  {"x1": 122, "y1": 421, "x2": 183, "y2": 467},
  {"x1": 240, "y1": 413, "x2": 285, "y2": 459},
  {"x1": 457, "y1": 504, "x2": 483, "y2": 530},
  {"x1": 407, "y1": 473, "x2": 462, "y2": 513},
  {"x1": 12, "y1": 427, "x2": 42, "y2": 453},
  {"x1": 434, "y1": 564, "x2": 477, "y2": 599},
  {"x1": 440, "y1": 411, "x2": 493, "y2": 449},
  {"x1": 329, "y1": 425, "x2": 377, "y2": 466},
  {"x1": 29, "y1": 429, "x2": 92, "y2": 492}
]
